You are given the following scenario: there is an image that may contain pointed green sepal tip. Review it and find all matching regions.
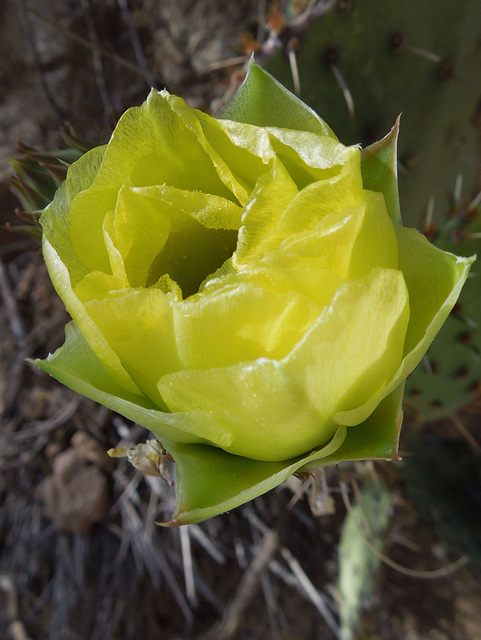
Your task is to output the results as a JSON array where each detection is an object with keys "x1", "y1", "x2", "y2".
[
  {"x1": 214, "y1": 58, "x2": 336, "y2": 139},
  {"x1": 361, "y1": 116, "x2": 401, "y2": 225}
]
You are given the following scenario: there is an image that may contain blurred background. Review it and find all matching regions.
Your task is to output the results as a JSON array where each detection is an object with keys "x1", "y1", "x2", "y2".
[{"x1": 1, "y1": 1, "x2": 481, "y2": 639}]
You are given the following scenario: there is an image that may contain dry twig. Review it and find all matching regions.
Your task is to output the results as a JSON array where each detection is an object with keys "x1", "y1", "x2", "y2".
[
  {"x1": 194, "y1": 529, "x2": 279, "y2": 640},
  {"x1": 0, "y1": 575, "x2": 32, "y2": 640}
]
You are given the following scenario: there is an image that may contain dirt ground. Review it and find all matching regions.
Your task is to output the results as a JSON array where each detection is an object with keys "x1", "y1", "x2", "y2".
[{"x1": 1, "y1": 2, "x2": 481, "y2": 639}]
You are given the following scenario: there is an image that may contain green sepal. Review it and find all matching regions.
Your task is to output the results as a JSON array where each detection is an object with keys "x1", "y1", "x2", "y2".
[
  {"x1": 214, "y1": 58, "x2": 336, "y2": 139},
  {"x1": 30, "y1": 322, "x2": 212, "y2": 446},
  {"x1": 320, "y1": 381, "x2": 404, "y2": 468},
  {"x1": 162, "y1": 428, "x2": 347, "y2": 526},
  {"x1": 361, "y1": 117, "x2": 401, "y2": 225},
  {"x1": 31, "y1": 322, "x2": 157, "y2": 411},
  {"x1": 162, "y1": 383, "x2": 404, "y2": 525}
]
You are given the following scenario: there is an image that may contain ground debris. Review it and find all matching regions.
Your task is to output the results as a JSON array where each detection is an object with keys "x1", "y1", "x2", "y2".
[{"x1": 38, "y1": 446, "x2": 110, "y2": 534}]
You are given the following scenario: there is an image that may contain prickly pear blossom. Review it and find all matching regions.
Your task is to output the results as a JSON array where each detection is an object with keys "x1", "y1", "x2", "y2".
[{"x1": 35, "y1": 62, "x2": 473, "y2": 524}]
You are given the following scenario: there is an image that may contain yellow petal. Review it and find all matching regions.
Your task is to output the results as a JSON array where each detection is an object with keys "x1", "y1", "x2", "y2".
[
  {"x1": 233, "y1": 157, "x2": 299, "y2": 266},
  {"x1": 347, "y1": 190, "x2": 399, "y2": 278},
  {"x1": 270, "y1": 206, "x2": 363, "y2": 277},
  {"x1": 271, "y1": 191, "x2": 398, "y2": 280},
  {"x1": 335, "y1": 236, "x2": 474, "y2": 427},
  {"x1": 157, "y1": 357, "x2": 331, "y2": 461},
  {"x1": 68, "y1": 186, "x2": 118, "y2": 274},
  {"x1": 42, "y1": 236, "x2": 141, "y2": 395},
  {"x1": 266, "y1": 126, "x2": 351, "y2": 188},
  {"x1": 174, "y1": 281, "x2": 320, "y2": 369},
  {"x1": 284, "y1": 268, "x2": 410, "y2": 420},
  {"x1": 112, "y1": 185, "x2": 239, "y2": 294},
  {"x1": 84, "y1": 287, "x2": 182, "y2": 408},
  {"x1": 277, "y1": 146, "x2": 363, "y2": 235},
  {"x1": 102, "y1": 210, "x2": 128, "y2": 281},
  {"x1": 113, "y1": 186, "x2": 171, "y2": 288},
  {"x1": 74, "y1": 271, "x2": 128, "y2": 303},
  {"x1": 201, "y1": 263, "x2": 345, "y2": 309},
  {"x1": 195, "y1": 112, "x2": 275, "y2": 204},
  {"x1": 40, "y1": 145, "x2": 107, "y2": 287},
  {"x1": 96, "y1": 90, "x2": 236, "y2": 198}
]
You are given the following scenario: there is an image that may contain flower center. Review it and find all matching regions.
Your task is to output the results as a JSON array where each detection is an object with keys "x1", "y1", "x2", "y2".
[{"x1": 147, "y1": 226, "x2": 238, "y2": 298}]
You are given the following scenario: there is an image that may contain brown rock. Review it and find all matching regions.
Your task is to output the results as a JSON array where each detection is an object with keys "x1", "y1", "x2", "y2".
[
  {"x1": 71, "y1": 431, "x2": 114, "y2": 471},
  {"x1": 39, "y1": 447, "x2": 110, "y2": 534}
]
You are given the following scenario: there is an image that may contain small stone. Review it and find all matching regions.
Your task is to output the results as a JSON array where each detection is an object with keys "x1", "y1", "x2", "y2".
[
  {"x1": 71, "y1": 431, "x2": 114, "y2": 471},
  {"x1": 39, "y1": 448, "x2": 110, "y2": 534}
]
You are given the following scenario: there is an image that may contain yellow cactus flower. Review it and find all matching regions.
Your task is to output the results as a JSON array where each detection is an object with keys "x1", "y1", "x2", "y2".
[{"x1": 34, "y1": 62, "x2": 474, "y2": 524}]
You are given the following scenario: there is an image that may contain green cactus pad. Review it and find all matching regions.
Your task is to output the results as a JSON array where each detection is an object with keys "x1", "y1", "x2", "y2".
[{"x1": 265, "y1": 0, "x2": 481, "y2": 229}]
